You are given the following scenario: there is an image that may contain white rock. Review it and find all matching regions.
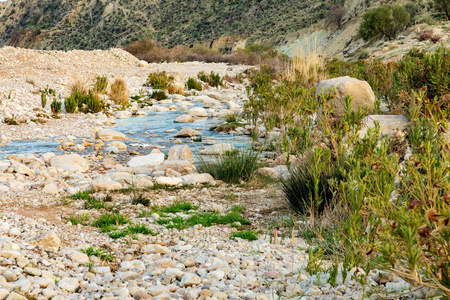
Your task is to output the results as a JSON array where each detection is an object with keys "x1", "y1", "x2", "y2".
[
  {"x1": 43, "y1": 183, "x2": 59, "y2": 194},
  {"x1": 95, "y1": 129, "x2": 127, "y2": 141},
  {"x1": 358, "y1": 115, "x2": 410, "y2": 138},
  {"x1": 39, "y1": 231, "x2": 61, "y2": 250},
  {"x1": 50, "y1": 154, "x2": 89, "y2": 173},
  {"x1": 187, "y1": 107, "x2": 208, "y2": 117},
  {"x1": 198, "y1": 143, "x2": 235, "y2": 155},
  {"x1": 155, "y1": 177, "x2": 182, "y2": 186},
  {"x1": 128, "y1": 152, "x2": 165, "y2": 171},
  {"x1": 174, "y1": 128, "x2": 202, "y2": 138},
  {"x1": 180, "y1": 273, "x2": 201, "y2": 287},
  {"x1": 174, "y1": 115, "x2": 194, "y2": 123},
  {"x1": 91, "y1": 175, "x2": 122, "y2": 191},
  {"x1": 57, "y1": 277, "x2": 79, "y2": 293}
]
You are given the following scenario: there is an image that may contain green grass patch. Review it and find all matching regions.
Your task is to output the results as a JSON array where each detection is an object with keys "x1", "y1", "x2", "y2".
[
  {"x1": 230, "y1": 229, "x2": 258, "y2": 241},
  {"x1": 67, "y1": 213, "x2": 90, "y2": 225},
  {"x1": 156, "y1": 212, "x2": 250, "y2": 230},
  {"x1": 80, "y1": 246, "x2": 114, "y2": 262},
  {"x1": 69, "y1": 190, "x2": 93, "y2": 200},
  {"x1": 92, "y1": 212, "x2": 129, "y2": 232},
  {"x1": 108, "y1": 224, "x2": 157, "y2": 239},
  {"x1": 231, "y1": 204, "x2": 245, "y2": 214},
  {"x1": 197, "y1": 148, "x2": 261, "y2": 184}
]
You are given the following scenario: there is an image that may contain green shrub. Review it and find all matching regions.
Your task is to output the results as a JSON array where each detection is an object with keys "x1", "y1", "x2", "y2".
[
  {"x1": 146, "y1": 71, "x2": 174, "y2": 89},
  {"x1": 197, "y1": 148, "x2": 260, "y2": 184},
  {"x1": 50, "y1": 99, "x2": 62, "y2": 115},
  {"x1": 80, "y1": 247, "x2": 113, "y2": 262},
  {"x1": 85, "y1": 90, "x2": 105, "y2": 113},
  {"x1": 281, "y1": 147, "x2": 344, "y2": 216},
  {"x1": 434, "y1": 0, "x2": 450, "y2": 20},
  {"x1": 150, "y1": 90, "x2": 168, "y2": 100},
  {"x1": 186, "y1": 77, "x2": 203, "y2": 91},
  {"x1": 359, "y1": 5, "x2": 410, "y2": 41},
  {"x1": 197, "y1": 71, "x2": 223, "y2": 87},
  {"x1": 64, "y1": 93, "x2": 78, "y2": 113},
  {"x1": 157, "y1": 212, "x2": 251, "y2": 230},
  {"x1": 92, "y1": 213, "x2": 129, "y2": 230},
  {"x1": 94, "y1": 76, "x2": 108, "y2": 93}
]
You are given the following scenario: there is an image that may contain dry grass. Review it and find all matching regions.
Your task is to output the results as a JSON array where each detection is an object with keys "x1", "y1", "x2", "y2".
[
  {"x1": 68, "y1": 78, "x2": 89, "y2": 95},
  {"x1": 167, "y1": 84, "x2": 185, "y2": 95},
  {"x1": 285, "y1": 34, "x2": 327, "y2": 83},
  {"x1": 109, "y1": 78, "x2": 129, "y2": 107}
]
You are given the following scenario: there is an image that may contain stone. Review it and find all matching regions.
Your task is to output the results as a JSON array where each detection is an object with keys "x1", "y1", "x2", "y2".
[
  {"x1": 358, "y1": 115, "x2": 410, "y2": 138},
  {"x1": 198, "y1": 143, "x2": 235, "y2": 155},
  {"x1": 174, "y1": 128, "x2": 202, "y2": 138},
  {"x1": 182, "y1": 173, "x2": 214, "y2": 185},
  {"x1": 164, "y1": 268, "x2": 184, "y2": 280},
  {"x1": 155, "y1": 161, "x2": 195, "y2": 175},
  {"x1": 13, "y1": 163, "x2": 34, "y2": 177},
  {"x1": 316, "y1": 76, "x2": 375, "y2": 117},
  {"x1": 142, "y1": 244, "x2": 171, "y2": 255},
  {"x1": 24, "y1": 267, "x2": 41, "y2": 276},
  {"x1": 0, "y1": 250, "x2": 20, "y2": 259},
  {"x1": 256, "y1": 167, "x2": 280, "y2": 179},
  {"x1": 0, "y1": 289, "x2": 8, "y2": 300},
  {"x1": 43, "y1": 183, "x2": 59, "y2": 194},
  {"x1": 69, "y1": 250, "x2": 90, "y2": 264},
  {"x1": 134, "y1": 290, "x2": 153, "y2": 299},
  {"x1": 39, "y1": 231, "x2": 61, "y2": 250},
  {"x1": 96, "y1": 129, "x2": 127, "y2": 141},
  {"x1": 148, "y1": 286, "x2": 169, "y2": 296},
  {"x1": 187, "y1": 107, "x2": 208, "y2": 117},
  {"x1": 207, "y1": 270, "x2": 225, "y2": 281},
  {"x1": 5, "y1": 293, "x2": 26, "y2": 300},
  {"x1": 50, "y1": 154, "x2": 89, "y2": 173},
  {"x1": 167, "y1": 145, "x2": 194, "y2": 162},
  {"x1": 91, "y1": 176, "x2": 122, "y2": 191},
  {"x1": 128, "y1": 152, "x2": 165, "y2": 171},
  {"x1": 108, "y1": 141, "x2": 127, "y2": 150},
  {"x1": 155, "y1": 177, "x2": 182, "y2": 186},
  {"x1": 174, "y1": 115, "x2": 194, "y2": 123},
  {"x1": 180, "y1": 273, "x2": 201, "y2": 287},
  {"x1": 58, "y1": 277, "x2": 79, "y2": 293}
]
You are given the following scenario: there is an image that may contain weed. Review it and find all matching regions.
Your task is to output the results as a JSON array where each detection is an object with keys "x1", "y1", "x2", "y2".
[
  {"x1": 94, "y1": 76, "x2": 108, "y2": 93},
  {"x1": 80, "y1": 246, "x2": 114, "y2": 262},
  {"x1": 192, "y1": 136, "x2": 202, "y2": 142},
  {"x1": 50, "y1": 99, "x2": 62, "y2": 115},
  {"x1": 224, "y1": 113, "x2": 238, "y2": 123},
  {"x1": 69, "y1": 191, "x2": 93, "y2": 200},
  {"x1": 151, "y1": 90, "x2": 168, "y2": 100},
  {"x1": 85, "y1": 90, "x2": 105, "y2": 113},
  {"x1": 146, "y1": 71, "x2": 174, "y2": 89},
  {"x1": 197, "y1": 71, "x2": 223, "y2": 87},
  {"x1": 327, "y1": 261, "x2": 339, "y2": 287},
  {"x1": 84, "y1": 197, "x2": 110, "y2": 210},
  {"x1": 306, "y1": 247, "x2": 324, "y2": 275},
  {"x1": 4, "y1": 115, "x2": 18, "y2": 125},
  {"x1": 92, "y1": 213, "x2": 129, "y2": 231},
  {"x1": 26, "y1": 78, "x2": 35, "y2": 85},
  {"x1": 197, "y1": 148, "x2": 261, "y2": 184},
  {"x1": 64, "y1": 93, "x2": 78, "y2": 113},
  {"x1": 231, "y1": 204, "x2": 245, "y2": 214},
  {"x1": 131, "y1": 194, "x2": 151, "y2": 206},
  {"x1": 68, "y1": 213, "x2": 90, "y2": 226},
  {"x1": 230, "y1": 229, "x2": 258, "y2": 241},
  {"x1": 186, "y1": 77, "x2": 202, "y2": 91}
]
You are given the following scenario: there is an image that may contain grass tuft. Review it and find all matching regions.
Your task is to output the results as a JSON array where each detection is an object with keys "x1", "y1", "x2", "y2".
[
  {"x1": 230, "y1": 229, "x2": 258, "y2": 241},
  {"x1": 156, "y1": 212, "x2": 250, "y2": 230},
  {"x1": 80, "y1": 246, "x2": 114, "y2": 262}
]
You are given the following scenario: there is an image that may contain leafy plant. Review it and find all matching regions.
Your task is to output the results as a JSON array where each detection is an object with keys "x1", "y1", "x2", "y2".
[
  {"x1": 359, "y1": 5, "x2": 410, "y2": 41},
  {"x1": 64, "y1": 93, "x2": 78, "y2": 113},
  {"x1": 50, "y1": 99, "x2": 62, "y2": 115},
  {"x1": 156, "y1": 212, "x2": 250, "y2": 230},
  {"x1": 306, "y1": 247, "x2": 324, "y2": 275},
  {"x1": 108, "y1": 224, "x2": 156, "y2": 239},
  {"x1": 197, "y1": 71, "x2": 223, "y2": 87},
  {"x1": 85, "y1": 90, "x2": 105, "y2": 113},
  {"x1": 80, "y1": 247, "x2": 114, "y2": 262},
  {"x1": 92, "y1": 213, "x2": 129, "y2": 231}
]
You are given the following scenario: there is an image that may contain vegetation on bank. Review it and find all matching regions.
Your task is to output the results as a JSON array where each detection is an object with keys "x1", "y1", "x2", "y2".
[{"x1": 238, "y1": 45, "x2": 450, "y2": 297}]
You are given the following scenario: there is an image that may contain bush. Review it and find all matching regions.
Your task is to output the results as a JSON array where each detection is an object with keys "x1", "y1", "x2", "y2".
[
  {"x1": 197, "y1": 71, "x2": 223, "y2": 87},
  {"x1": 124, "y1": 38, "x2": 170, "y2": 63},
  {"x1": 50, "y1": 99, "x2": 62, "y2": 115},
  {"x1": 359, "y1": 5, "x2": 410, "y2": 41},
  {"x1": 281, "y1": 148, "x2": 344, "y2": 216},
  {"x1": 94, "y1": 76, "x2": 108, "y2": 93},
  {"x1": 150, "y1": 90, "x2": 167, "y2": 100},
  {"x1": 85, "y1": 90, "x2": 105, "y2": 113},
  {"x1": 145, "y1": 71, "x2": 174, "y2": 89},
  {"x1": 325, "y1": 4, "x2": 346, "y2": 29},
  {"x1": 64, "y1": 93, "x2": 78, "y2": 113},
  {"x1": 197, "y1": 148, "x2": 260, "y2": 184},
  {"x1": 110, "y1": 78, "x2": 129, "y2": 107},
  {"x1": 186, "y1": 77, "x2": 202, "y2": 91},
  {"x1": 434, "y1": 0, "x2": 450, "y2": 20},
  {"x1": 418, "y1": 31, "x2": 432, "y2": 41}
]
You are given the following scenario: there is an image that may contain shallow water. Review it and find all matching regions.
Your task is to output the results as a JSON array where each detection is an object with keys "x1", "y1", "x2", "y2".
[{"x1": 0, "y1": 102, "x2": 251, "y2": 159}]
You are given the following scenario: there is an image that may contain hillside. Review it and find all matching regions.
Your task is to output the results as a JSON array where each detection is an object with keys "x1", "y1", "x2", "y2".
[{"x1": 0, "y1": 0, "x2": 333, "y2": 51}]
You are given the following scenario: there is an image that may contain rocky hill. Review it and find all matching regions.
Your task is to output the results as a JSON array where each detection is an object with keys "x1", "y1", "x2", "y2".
[{"x1": 0, "y1": 0, "x2": 334, "y2": 51}]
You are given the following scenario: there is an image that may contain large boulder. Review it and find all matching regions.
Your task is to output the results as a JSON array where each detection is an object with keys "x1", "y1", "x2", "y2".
[
  {"x1": 167, "y1": 145, "x2": 194, "y2": 162},
  {"x1": 50, "y1": 154, "x2": 89, "y2": 173},
  {"x1": 95, "y1": 129, "x2": 127, "y2": 141},
  {"x1": 127, "y1": 151, "x2": 165, "y2": 173},
  {"x1": 316, "y1": 76, "x2": 375, "y2": 117},
  {"x1": 198, "y1": 143, "x2": 235, "y2": 155},
  {"x1": 358, "y1": 115, "x2": 410, "y2": 138}
]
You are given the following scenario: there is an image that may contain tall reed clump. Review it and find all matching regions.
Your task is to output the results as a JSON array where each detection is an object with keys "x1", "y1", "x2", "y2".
[
  {"x1": 197, "y1": 148, "x2": 260, "y2": 184},
  {"x1": 145, "y1": 71, "x2": 174, "y2": 90},
  {"x1": 110, "y1": 78, "x2": 129, "y2": 108},
  {"x1": 94, "y1": 76, "x2": 108, "y2": 93}
]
